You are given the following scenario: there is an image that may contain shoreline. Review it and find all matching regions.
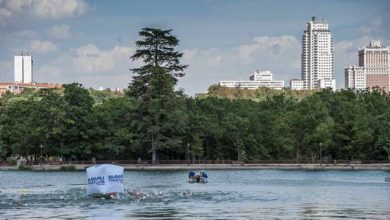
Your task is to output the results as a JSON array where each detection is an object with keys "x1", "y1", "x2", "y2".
[{"x1": 1, "y1": 163, "x2": 390, "y2": 171}]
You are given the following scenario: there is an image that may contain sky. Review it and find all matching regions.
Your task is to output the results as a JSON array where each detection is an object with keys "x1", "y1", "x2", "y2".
[{"x1": 0, "y1": 0, "x2": 389, "y2": 95}]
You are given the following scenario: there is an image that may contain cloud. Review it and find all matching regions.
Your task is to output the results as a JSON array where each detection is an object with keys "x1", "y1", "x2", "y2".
[
  {"x1": 48, "y1": 24, "x2": 72, "y2": 39},
  {"x1": 0, "y1": 7, "x2": 11, "y2": 24},
  {"x1": 4, "y1": 0, "x2": 32, "y2": 13},
  {"x1": 70, "y1": 44, "x2": 134, "y2": 73},
  {"x1": 237, "y1": 35, "x2": 300, "y2": 64},
  {"x1": 32, "y1": 0, "x2": 88, "y2": 19},
  {"x1": 178, "y1": 35, "x2": 301, "y2": 95},
  {"x1": 37, "y1": 65, "x2": 63, "y2": 78},
  {"x1": 14, "y1": 29, "x2": 37, "y2": 38},
  {"x1": 0, "y1": 0, "x2": 89, "y2": 25},
  {"x1": 0, "y1": 60, "x2": 13, "y2": 81},
  {"x1": 359, "y1": 17, "x2": 382, "y2": 35},
  {"x1": 0, "y1": 29, "x2": 36, "y2": 46},
  {"x1": 182, "y1": 48, "x2": 225, "y2": 69},
  {"x1": 33, "y1": 43, "x2": 137, "y2": 88},
  {"x1": 30, "y1": 40, "x2": 58, "y2": 54}
]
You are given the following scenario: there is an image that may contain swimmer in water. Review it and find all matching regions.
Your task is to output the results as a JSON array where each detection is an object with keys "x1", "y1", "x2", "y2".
[
  {"x1": 101, "y1": 192, "x2": 117, "y2": 199},
  {"x1": 16, "y1": 194, "x2": 24, "y2": 207},
  {"x1": 128, "y1": 191, "x2": 144, "y2": 197},
  {"x1": 182, "y1": 191, "x2": 192, "y2": 197}
]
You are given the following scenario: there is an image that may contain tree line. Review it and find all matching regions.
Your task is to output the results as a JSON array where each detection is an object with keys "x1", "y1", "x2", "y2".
[{"x1": 0, "y1": 28, "x2": 389, "y2": 163}]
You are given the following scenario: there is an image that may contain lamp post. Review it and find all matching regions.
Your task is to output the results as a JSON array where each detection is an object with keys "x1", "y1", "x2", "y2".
[
  {"x1": 40, "y1": 144, "x2": 44, "y2": 167},
  {"x1": 319, "y1": 143, "x2": 323, "y2": 165}
]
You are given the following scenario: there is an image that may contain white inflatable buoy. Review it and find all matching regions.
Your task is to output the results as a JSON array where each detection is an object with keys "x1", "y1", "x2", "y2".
[{"x1": 86, "y1": 164, "x2": 124, "y2": 197}]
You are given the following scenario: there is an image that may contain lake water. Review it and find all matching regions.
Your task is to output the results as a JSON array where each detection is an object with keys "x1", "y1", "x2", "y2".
[{"x1": 0, "y1": 169, "x2": 389, "y2": 219}]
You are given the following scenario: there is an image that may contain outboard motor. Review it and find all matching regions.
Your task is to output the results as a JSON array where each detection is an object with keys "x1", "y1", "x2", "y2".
[{"x1": 86, "y1": 164, "x2": 124, "y2": 198}]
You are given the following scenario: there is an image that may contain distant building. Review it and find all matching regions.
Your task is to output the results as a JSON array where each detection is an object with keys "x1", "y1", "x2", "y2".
[
  {"x1": 111, "y1": 87, "x2": 124, "y2": 93},
  {"x1": 345, "y1": 40, "x2": 390, "y2": 91},
  {"x1": 219, "y1": 69, "x2": 285, "y2": 90},
  {"x1": 290, "y1": 79, "x2": 304, "y2": 90},
  {"x1": 0, "y1": 82, "x2": 62, "y2": 96},
  {"x1": 14, "y1": 53, "x2": 33, "y2": 84},
  {"x1": 0, "y1": 53, "x2": 62, "y2": 96},
  {"x1": 319, "y1": 78, "x2": 336, "y2": 91},
  {"x1": 301, "y1": 17, "x2": 335, "y2": 90}
]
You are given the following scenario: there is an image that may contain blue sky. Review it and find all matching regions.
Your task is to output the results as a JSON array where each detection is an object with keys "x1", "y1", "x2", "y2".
[{"x1": 0, "y1": 0, "x2": 389, "y2": 95}]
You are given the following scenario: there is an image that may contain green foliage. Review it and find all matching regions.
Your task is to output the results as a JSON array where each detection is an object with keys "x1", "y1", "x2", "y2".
[
  {"x1": 128, "y1": 66, "x2": 188, "y2": 163},
  {"x1": 205, "y1": 85, "x2": 317, "y2": 101},
  {"x1": 60, "y1": 83, "x2": 98, "y2": 160},
  {"x1": 88, "y1": 89, "x2": 123, "y2": 105},
  {"x1": 131, "y1": 28, "x2": 188, "y2": 78},
  {"x1": 1, "y1": 84, "x2": 389, "y2": 162}
]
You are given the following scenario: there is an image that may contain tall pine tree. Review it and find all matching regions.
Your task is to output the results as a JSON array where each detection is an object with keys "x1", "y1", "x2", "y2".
[{"x1": 128, "y1": 28, "x2": 188, "y2": 164}]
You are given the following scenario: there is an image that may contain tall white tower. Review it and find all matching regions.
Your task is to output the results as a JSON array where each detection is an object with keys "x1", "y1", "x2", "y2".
[
  {"x1": 301, "y1": 17, "x2": 334, "y2": 90},
  {"x1": 14, "y1": 52, "x2": 33, "y2": 84}
]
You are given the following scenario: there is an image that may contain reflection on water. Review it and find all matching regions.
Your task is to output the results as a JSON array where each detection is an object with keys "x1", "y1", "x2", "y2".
[{"x1": 0, "y1": 170, "x2": 389, "y2": 219}]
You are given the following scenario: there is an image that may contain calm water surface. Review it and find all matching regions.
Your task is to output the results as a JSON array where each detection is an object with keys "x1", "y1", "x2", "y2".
[{"x1": 0, "y1": 170, "x2": 389, "y2": 219}]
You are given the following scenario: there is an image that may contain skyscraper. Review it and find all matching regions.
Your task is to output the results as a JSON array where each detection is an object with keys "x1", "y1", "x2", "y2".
[
  {"x1": 301, "y1": 17, "x2": 335, "y2": 90},
  {"x1": 14, "y1": 52, "x2": 33, "y2": 84},
  {"x1": 345, "y1": 40, "x2": 390, "y2": 91}
]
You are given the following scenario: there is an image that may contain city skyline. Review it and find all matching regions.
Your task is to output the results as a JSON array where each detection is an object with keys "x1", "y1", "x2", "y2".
[{"x1": 0, "y1": 0, "x2": 389, "y2": 95}]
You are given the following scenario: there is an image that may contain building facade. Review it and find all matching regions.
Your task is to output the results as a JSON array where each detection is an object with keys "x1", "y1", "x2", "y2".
[
  {"x1": 290, "y1": 79, "x2": 304, "y2": 90},
  {"x1": 219, "y1": 69, "x2": 285, "y2": 90},
  {"x1": 345, "y1": 41, "x2": 390, "y2": 91},
  {"x1": 14, "y1": 53, "x2": 33, "y2": 84},
  {"x1": 319, "y1": 78, "x2": 336, "y2": 91},
  {"x1": 301, "y1": 17, "x2": 334, "y2": 90}
]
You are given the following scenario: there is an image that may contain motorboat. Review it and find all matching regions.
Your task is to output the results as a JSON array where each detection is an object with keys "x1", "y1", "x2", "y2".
[{"x1": 188, "y1": 171, "x2": 208, "y2": 183}]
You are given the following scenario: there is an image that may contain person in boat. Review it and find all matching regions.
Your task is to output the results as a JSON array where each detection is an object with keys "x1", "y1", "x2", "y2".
[
  {"x1": 188, "y1": 171, "x2": 196, "y2": 180},
  {"x1": 196, "y1": 174, "x2": 201, "y2": 182},
  {"x1": 200, "y1": 171, "x2": 208, "y2": 179}
]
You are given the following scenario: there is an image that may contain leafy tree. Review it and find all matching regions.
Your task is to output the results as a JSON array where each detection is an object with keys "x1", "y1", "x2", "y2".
[
  {"x1": 326, "y1": 90, "x2": 373, "y2": 160},
  {"x1": 32, "y1": 89, "x2": 66, "y2": 157},
  {"x1": 222, "y1": 113, "x2": 249, "y2": 161},
  {"x1": 377, "y1": 112, "x2": 390, "y2": 160},
  {"x1": 256, "y1": 95, "x2": 295, "y2": 160},
  {"x1": 94, "y1": 97, "x2": 136, "y2": 160},
  {"x1": 128, "y1": 28, "x2": 188, "y2": 164},
  {"x1": 61, "y1": 83, "x2": 97, "y2": 160},
  {"x1": 131, "y1": 28, "x2": 188, "y2": 77},
  {"x1": 129, "y1": 67, "x2": 188, "y2": 163},
  {"x1": 292, "y1": 94, "x2": 334, "y2": 162}
]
